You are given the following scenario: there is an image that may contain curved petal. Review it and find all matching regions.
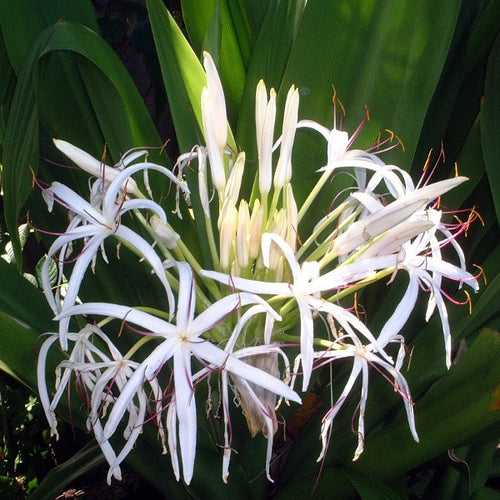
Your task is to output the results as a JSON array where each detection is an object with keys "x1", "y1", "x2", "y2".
[
  {"x1": 119, "y1": 199, "x2": 167, "y2": 222},
  {"x1": 37, "y1": 335, "x2": 59, "y2": 437},
  {"x1": 377, "y1": 276, "x2": 419, "y2": 348},
  {"x1": 201, "y1": 270, "x2": 290, "y2": 296},
  {"x1": 50, "y1": 182, "x2": 106, "y2": 224},
  {"x1": 58, "y1": 233, "x2": 107, "y2": 349},
  {"x1": 114, "y1": 225, "x2": 175, "y2": 313},
  {"x1": 56, "y1": 302, "x2": 176, "y2": 336},
  {"x1": 173, "y1": 347, "x2": 197, "y2": 484},
  {"x1": 261, "y1": 233, "x2": 301, "y2": 283},
  {"x1": 191, "y1": 293, "x2": 279, "y2": 336},
  {"x1": 297, "y1": 298, "x2": 314, "y2": 392},
  {"x1": 191, "y1": 341, "x2": 300, "y2": 404}
]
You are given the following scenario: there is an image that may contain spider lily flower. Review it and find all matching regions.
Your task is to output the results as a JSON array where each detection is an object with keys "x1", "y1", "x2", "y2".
[
  {"x1": 376, "y1": 228, "x2": 479, "y2": 368},
  {"x1": 296, "y1": 119, "x2": 414, "y2": 202},
  {"x1": 293, "y1": 333, "x2": 418, "y2": 463},
  {"x1": 274, "y1": 85, "x2": 300, "y2": 189},
  {"x1": 332, "y1": 176, "x2": 468, "y2": 256},
  {"x1": 202, "y1": 233, "x2": 387, "y2": 391},
  {"x1": 37, "y1": 326, "x2": 125, "y2": 483},
  {"x1": 56, "y1": 262, "x2": 300, "y2": 484},
  {"x1": 41, "y1": 162, "x2": 184, "y2": 349},
  {"x1": 202, "y1": 52, "x2": 228, "y2": 192},
  {"x1": 192, "y1": 304, "x2": 290, "y2": 482},
  {"x1": 256, "y1": 80, "x2": 276, "y2": 196}
]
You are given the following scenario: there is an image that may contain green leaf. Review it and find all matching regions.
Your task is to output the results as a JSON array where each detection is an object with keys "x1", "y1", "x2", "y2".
[
  {"x1": 481, "y1": 32, "x2": 500, "y2": 224},
  {"x1": 344, "y1": 468, "x2": 404, "y2": 500},
  {"x1": 2, "y1": 21, "x2": 162, "y2": 265},
  {"x1": 0, "y1": 0, "x2": 98, "y2": 73},
  {"x1": 181, "y1": 0, "x2": 246, "y2": 116},
  {"x1": 355, "y1": 329, "x2": 500, "y2": 479},
  {"x1": 279, "y1": 0, "x2": 460, "y2": 214},
  {"x1": 29, "y1": 443, "x2": 104, "y2": 500}
]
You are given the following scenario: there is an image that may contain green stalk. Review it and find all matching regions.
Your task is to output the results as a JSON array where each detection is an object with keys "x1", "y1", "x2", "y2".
[{"x1": 297, "y1": 169, "x2": 331, "y2": 223}]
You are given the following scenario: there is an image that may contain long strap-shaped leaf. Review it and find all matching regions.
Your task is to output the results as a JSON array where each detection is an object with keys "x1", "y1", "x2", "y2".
[{"x1": 2, "y1": 21, "x2": 162, "y2": 266}]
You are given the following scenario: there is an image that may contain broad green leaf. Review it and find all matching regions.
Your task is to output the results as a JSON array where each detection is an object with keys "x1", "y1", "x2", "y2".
[
  {"x1": 481, "y1": 32, "x2": 500, "y2": 223},
  {"x1": 0, "y1": 0, "x2": 97, "y2": 73},
  {"x1": 344, "y1": 469, "x2": 404, "y2": 500},
  {"x1": 355, "y1": 329, "x2": 500, "y2": 479},
  {"x1": 279, "y1": 0, "x2": 460, "y2": 215},
  {"x1": 181, "y1": 0, "x2": 246, "y2": 116},
  {"x1": 29, "y1": 443, "x2": 104, "y2": 500}
]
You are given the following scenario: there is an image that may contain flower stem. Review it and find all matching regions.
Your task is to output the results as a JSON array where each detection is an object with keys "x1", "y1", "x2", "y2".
[{"x1": 297, "y1": 170, "x2": 331, "y2": 223}]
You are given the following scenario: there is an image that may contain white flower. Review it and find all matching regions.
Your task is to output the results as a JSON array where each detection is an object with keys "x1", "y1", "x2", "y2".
[
  {"x1": 56, "y1": 262, "x2": 300, "y2": 484},
  {"x1": 291, "y1": 333, "x2": 418, "y2": 463},
  {"x1": 42, "y1": 161, "x2": 185, "y2": 349},
  {"x1": 203, "y1": 233, "x2": 388, "y2": 391},
  {"x1": 376, "y1": 221, "x2": 479, "y2": 368},
  {"x1": 332, "y1": 177, "x2": 468, "y2": 256}
]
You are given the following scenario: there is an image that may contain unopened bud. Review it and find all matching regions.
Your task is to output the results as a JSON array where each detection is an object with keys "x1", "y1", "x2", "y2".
[
  {"x1": 274, "y1": 85, "x2": 299, "y2": 189},
  {"x1": 53, "y1": 139, "x2": 140, "y2": 195},
  {"x1": 150, "y1": 215, "x2": 179, "y2": 249},
  {"x1": 256, "y1": 80, "x2": 276, "y2": 196},
  {"x1": 268, "y1": 209, "x2": 286, "y2": 271},
  {"x1": 249, "y1": 199, "x2": 264, "y2": 260},
  {"x1": 197, "y1": 148, "x2": 210, "y2": 217},
  {"x1": 219, "y1": 205, "x2": 238, "y2": 271},
  {"x1": 236, "y1": 201, "x2": 250, "y2": 269}
]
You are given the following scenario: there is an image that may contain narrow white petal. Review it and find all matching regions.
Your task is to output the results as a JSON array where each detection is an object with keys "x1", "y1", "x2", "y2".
[
  {"x1": 353, "y1": 363, "x2": 369, "y2": 461},
  {"x1": 191, "y1": 292, "x2": 279, "y2": 336},
  {"x1": 173, "y1": 347, "x2": 197, "y2": 484},
  {"x1": 50, "y1": 182, "x2": 106, "y2": 224},
  {"x1": 56, "y1": 302, "x2": 176, "y2": 336},
  {"x1": 297, "y1": 299, "x2": 314, "y2": 392},
  {"x1": 261, "y1": 233, "x2": 301, "y2": 282},
  {"x1": 119, "y1": 199, "x2": 167, "y2": 222},
  {"x1": 166, "y1": 402, "x2": 180, "y2": 481},
  {"x1": 37, "y1": 335, "x2": 59, "y2": 438},
  {"x1": 192, "y1": 341, "x2": 301, "y2": 404},
  {"x1": 377, "y1": 276, "x2": 419, "y2": 348},
  {"x1": 114, "y1": 225, "x2": 175, "y2": 313},
  {"x1": 201, "y1": 269, "x2": 290, "y2": 296}
]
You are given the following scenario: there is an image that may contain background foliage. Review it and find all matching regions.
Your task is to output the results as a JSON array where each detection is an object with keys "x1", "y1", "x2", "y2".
[{"x1": 0, "y1": 0, "x2": 499, "y2": 498}]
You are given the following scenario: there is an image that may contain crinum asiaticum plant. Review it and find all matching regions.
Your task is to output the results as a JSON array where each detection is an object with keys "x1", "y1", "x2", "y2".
[{"x1": 37, "y1": 52, "x2": 480, "y2": 486}]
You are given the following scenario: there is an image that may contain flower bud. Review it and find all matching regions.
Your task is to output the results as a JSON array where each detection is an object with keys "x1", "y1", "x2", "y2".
[
  {"x1": 219, "y1": 205, "x2": 238, "y2": 271},
  {"x1": 236, "y1": 201, "x2": 250, "y2": 269},
  {"x1": 268, "y1": 209, "x2": 286, "y2": 271},
  {"x1": 224, "y1": 152, "x2": 245, "y2": 208},
  {"x1": 150, "y1": 215, "x2": 180, "y2": 249},
  {"x1": 256, "y1": 81, "x2": 276, "y2": 196},
  {"x1": 249, "y1": 199, "x2": 264, "y2": 260},
  {"x1": 274, "y1": 85, "x2": 299, "y2": 189},
  {"x1": 197, "y1": 148, "x2": 210, "y2": 217},
  {"x1": 53, "y1": 139, "x2": 140, "y2": 196},
  {"x1": 201, "y1": 88, "x2": 226, "y2": 192}
]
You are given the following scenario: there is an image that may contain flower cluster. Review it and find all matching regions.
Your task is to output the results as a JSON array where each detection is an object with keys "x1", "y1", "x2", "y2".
[{"x1": 38, "y1": 52, "x2": 479, "y2": 485}]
